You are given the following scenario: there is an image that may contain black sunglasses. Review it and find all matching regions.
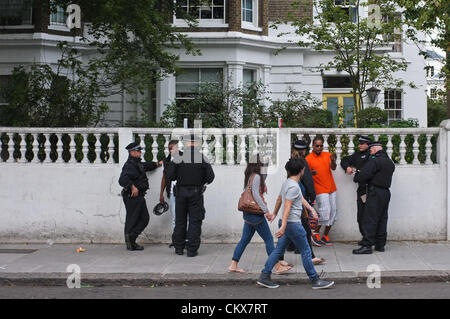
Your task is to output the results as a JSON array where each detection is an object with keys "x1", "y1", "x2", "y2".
[{"x1": 314, "y1": 144, "x2": 324, "y2": 148}]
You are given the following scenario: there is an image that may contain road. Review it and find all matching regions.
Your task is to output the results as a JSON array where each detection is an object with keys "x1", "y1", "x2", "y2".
[{"x1": 0, "y1": 282, "x2": 449, "y2": 299}]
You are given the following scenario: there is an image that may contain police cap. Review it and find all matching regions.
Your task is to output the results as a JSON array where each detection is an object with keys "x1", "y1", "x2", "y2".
[
  {"x1": 293, "y1": 140, "x2": 308, "y2": 150},
  {"x1": 358, "y1": 136, "x2": 372, "y2": 144},
  {"x1": 153, "y1": 201, "x2": 169, "y2": 216},
  {"x1": 368, "y1": 141, "x2": 383, "y2": 148},
  {"x1": 126, "y1": 142, "x2": 142, "y2": 151}
]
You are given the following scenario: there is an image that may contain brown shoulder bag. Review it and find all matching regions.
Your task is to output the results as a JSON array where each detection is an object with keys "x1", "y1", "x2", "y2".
[{"x1": 237, "y1": 174, "x2": 267, "y2": 214}]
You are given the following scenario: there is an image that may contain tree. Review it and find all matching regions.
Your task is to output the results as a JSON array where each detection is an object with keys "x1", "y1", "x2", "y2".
[
  {"x1": 0, "y1": 43, "x2": 108, "y2": 127},
  {"x1": 48, "y1": 0, "x2": 202, "y2": 98},
  {"x1": 274, "y1": 0, "x2": 409, "y2": 125},
  {"x1": 396, "y1": 0, "x2": 450, "y2": 118}
]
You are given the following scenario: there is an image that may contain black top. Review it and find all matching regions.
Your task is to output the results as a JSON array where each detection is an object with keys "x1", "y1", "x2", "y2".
[
  {"x1": 353, "y1": 151, "x2": 395, "y2": 189},
  {"x1": 118, "y1": 156, "x2": 159, "y2": 191},
  {"x1": 299, "y1": 158, "x2": 316, "y2": 203},
  {"x1": 341, "y1": 149, "x2": 371, "y2": 195},
  {"x1": 166, "y1": 147, "x2": 215, "y2": 187}
]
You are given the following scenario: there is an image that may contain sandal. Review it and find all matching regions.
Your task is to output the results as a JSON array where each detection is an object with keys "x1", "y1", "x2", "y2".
[
  {"x1": 274, "y1": 263, "x2": 292, "y2": 275},
  {"x1": 312, "y1": 257, "x2": 326, "y2": 265},
  {"x1": 279, "y1": 260, "x2": 294, "y2": 268},
  {"x1": 228, "y1": 267, "x2": 247, "y2": 273}
]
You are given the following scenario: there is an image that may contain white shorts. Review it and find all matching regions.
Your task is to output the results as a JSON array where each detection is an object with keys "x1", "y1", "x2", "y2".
[{"x1": 315, "y1": 192, "x2": 338, "y2": 227}]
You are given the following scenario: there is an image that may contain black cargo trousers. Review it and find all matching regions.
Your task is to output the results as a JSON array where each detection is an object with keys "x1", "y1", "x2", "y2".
[
  {"x1": 360, "y1": 186, "x2": 391, "y2": 248},
  {"x1": 123, "y1": 193, "x2": 150, "y2": 240},
  {"x1": 172, "y1": 186, "x2": 205, "y2": 253},
  {"x1": 356, "y1": 187, "x2": 366, "y2": 237}
]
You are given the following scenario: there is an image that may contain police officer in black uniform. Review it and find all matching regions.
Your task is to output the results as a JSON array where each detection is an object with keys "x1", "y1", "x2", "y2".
[
  {"x1": 340, "y1": 136, "x2": 372, "y2": 240},
  {"x1": 166, "y1": 134, "x2": 215, "y2": 257},
  {"x1": 352, "y1": 141, "x2": 395, "y2": 255},
  {"x1": 119, "y1": 142, "x2": 163, "y2": 251}
]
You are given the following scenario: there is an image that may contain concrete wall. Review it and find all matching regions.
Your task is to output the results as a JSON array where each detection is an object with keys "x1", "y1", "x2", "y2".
[{"x1": 0, "y1": 125, "x2": 448, "y2": 244}]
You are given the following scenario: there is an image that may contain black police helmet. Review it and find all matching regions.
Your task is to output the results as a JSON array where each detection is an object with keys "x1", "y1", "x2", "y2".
[{"x1": 153, "y1": 201, "x2": 169, "y2": 216}]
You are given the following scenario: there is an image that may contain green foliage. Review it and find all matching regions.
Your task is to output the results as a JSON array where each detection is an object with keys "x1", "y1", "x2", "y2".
[
  {"x1": 0, "y1": 43, "x2": 108, "y2": 127},
  {"x1": 389, "y1": 118, "x2": 419, "y2": 128},
  {"x1": 160, "y1": 81, "x2": 250, "y2": 128},
  {"x1": 397, "y1": 0, "x2": 449, "y2": 118},
  {"x1": 356, "y1": 107, "x2": 388, "y2": 128},
  {"x1": 51, "y1": 0, "x2": 201, "y2": 96},
  {"x1": 264, "y1": 90, "x2": 333, "y2": 128},
  {"x1": 427, "y1": 97, "x2": 447, "y2": 127},
  {"x1": 158, "y1": 84, "x2": 334, "y2": 129}
]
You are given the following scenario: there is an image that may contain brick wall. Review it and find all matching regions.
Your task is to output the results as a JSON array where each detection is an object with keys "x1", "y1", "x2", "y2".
[
  {"x1": 228, "y1": 0, "x2": 241, "y2": 32},
  {"x1": 268, "y1": 0, "x2": 313, "y2": 21}
]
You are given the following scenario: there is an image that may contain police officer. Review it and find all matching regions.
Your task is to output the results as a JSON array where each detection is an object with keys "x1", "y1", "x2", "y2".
[
  {"x1": 166, "y1": 134, "x2": 215, "y2": 257},
  {"x1": 119, "y1": 142, "x2": 163, "y2": 251},
  {"x1": 352, "y1": 141, "x2": 395, "y2": 255},
  {"x1": 340, "y1": 135, "x2": 372, "y2": 240}
]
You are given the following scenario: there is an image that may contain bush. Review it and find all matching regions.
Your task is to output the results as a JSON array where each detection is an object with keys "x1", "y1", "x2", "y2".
[
  {"x1": 265, "y1": 90, "x2": 333, "y2": 128},
  {"x1": 356, "y1": 107, "x2": 388, "y2": 128},
  {"x1": 427, "y1": 98, "x2": 447, "y2": 127},
  {"x1": 389, "y1": 118, "x2": 419, "y2": 128}
]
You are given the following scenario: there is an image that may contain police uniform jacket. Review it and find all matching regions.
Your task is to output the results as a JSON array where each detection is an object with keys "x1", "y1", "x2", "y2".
[
  {"x1": 166, "y1": 147, "x2": 215, "y2": 187},
  {"x1": 119, "y1": 156, "x2": 159, "y2": 193},
  {"x1": 353, "y1": 151, "x2": 395, "y2": 189},
  {"x1": 341, "y1": 150, "x2": 370, "y2": 195}
]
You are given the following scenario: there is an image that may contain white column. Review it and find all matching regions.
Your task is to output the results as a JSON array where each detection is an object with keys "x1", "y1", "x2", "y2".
[
  {"x1": 157, "y1": 74, "x2": 176, "y2": 122},
  {"x1": 227, "y1": 62, "x2": 245, "y2": 125},
  {"x1": 440, "y1": 120, "x2": 450, "y2": 240},
  {"x1": 262, "y1": 66, "x2": 271, "y2": 108},
  {"x1": 118, "y1": 128, "x2": 134, "y2": 167}
]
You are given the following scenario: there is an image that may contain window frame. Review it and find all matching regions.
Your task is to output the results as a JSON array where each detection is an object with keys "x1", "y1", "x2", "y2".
[
  {"x1": 326, "y1": 0, "x2": 358, "y2": 24},
  {"x1": 173, "y1": 0, "x2": 228, "y2": 28},
  {"x1": 384, "y1": 89, "x2": 403, "y2": 124},
  {"x1": 241, "y1": 0, "x2": 261, "y2": 31},
  {"x1": 382, "y1": 12, "x2": 403, "y2": 53},
  {"x1": 0, "y1": 0, "x2": 33, "y2": 28},
  {"x1": 175, "y1": 67, "x2": 225, "y2": 102}
]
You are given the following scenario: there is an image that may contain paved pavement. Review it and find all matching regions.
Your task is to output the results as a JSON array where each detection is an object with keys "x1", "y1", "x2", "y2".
[{"x1": 0, "y1": 241, "x2": 450, "y2": 286}]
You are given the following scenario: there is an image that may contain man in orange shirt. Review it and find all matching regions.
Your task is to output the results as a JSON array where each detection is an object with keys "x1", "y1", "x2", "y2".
[{"x1": 306, "y1": 136, "x2": 338, "y2": 246}]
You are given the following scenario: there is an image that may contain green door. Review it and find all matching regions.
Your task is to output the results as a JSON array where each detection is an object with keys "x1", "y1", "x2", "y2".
[
  {"x1": 343, "y1": 97, "x2": 355, "y2": 127},
  {"x1": 326, "y1": 97, "x2": 339, "y2": 127}
]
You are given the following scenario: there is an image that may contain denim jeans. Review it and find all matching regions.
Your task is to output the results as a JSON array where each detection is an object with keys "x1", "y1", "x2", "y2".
[
  {"x1": 232, "y1": 212, "x2": 274, "y2": 262},
  {"x1": 262, "y1": 222, "x2": 318, "y2": 281}
]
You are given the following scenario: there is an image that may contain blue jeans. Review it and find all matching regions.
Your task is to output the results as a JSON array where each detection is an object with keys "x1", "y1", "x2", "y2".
[
  {"x1": 232, "y1": 212, "x2": 274, "y2": 262},
  {"x1": 262, "y1": 222, "x2": 318, "y2": 281}
]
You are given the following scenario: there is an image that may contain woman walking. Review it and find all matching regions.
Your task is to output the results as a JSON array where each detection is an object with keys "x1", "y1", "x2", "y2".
[
  {"x1": 257, "y1": 158, "x2": 334, "y2": 289},
  {"x1": 229, "y1": 157, "x2": 291, "y2": 274}
]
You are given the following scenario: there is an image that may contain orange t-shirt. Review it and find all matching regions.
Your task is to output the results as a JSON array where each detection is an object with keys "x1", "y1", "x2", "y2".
[{"x1": 306, "y1": 151, "x2": 337, "y2": 195}]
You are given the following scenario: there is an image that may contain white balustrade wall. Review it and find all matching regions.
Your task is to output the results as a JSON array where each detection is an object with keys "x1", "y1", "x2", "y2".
[{"x1": 0, "y1": 122, "x2": 449, "y2": 244}]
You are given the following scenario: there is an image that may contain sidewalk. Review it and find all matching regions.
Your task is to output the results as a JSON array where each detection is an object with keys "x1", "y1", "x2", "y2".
[{"x1": 1, "y1": 241, "x2": 450, "y2": 286}]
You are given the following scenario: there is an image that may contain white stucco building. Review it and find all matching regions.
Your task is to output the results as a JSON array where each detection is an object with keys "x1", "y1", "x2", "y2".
[
  {"x1": 0, "y1": 0, "x2": 429, "y2": 127},
  {"x1": 425, "y1": 48, "x2": 445, "y2": 100}
]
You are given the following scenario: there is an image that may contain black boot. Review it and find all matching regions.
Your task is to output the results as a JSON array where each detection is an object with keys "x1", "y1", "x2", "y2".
[
  {"x1": 125, "y1": 234, "x2": 134, "y2": 251},
  {"x1": 131, "y1": 235, "x2": 144, "y2": 251},
  {"x1": 352, "y1": 246, "x2": 372, "y2": 254}
]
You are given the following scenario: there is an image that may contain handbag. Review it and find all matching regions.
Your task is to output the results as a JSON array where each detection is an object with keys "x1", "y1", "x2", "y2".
[{"x1": 237, "y1": 174, "x2": 267, "y2": 214}]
